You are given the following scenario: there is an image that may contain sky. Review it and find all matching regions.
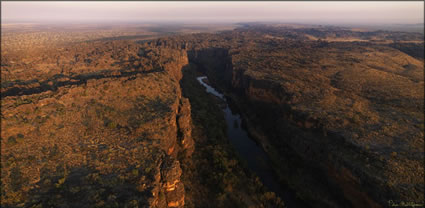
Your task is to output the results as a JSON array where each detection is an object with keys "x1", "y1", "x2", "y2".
[{"x1": 2, "y1": 1, "x2": 424, "y2": 25}]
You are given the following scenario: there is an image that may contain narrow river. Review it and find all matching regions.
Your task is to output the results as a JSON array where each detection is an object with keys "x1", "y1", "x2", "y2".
[{"x1": 197, "y1": 76, "x2": 308, "y2": 208}]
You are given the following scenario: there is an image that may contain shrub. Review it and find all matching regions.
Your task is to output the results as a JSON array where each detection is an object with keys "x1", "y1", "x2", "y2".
[
  {"x1": 107, "y1": 121, "x2": 117, "y2": 129},
  {"x1": 10, "y1": 166, "x2": 27, "y2": 191},
  {"x1": 16, "y1": 134, "x2": 25, "y2": 142},
  {"x1": 132, "y1": 169, "x2": 139, "y2": 176},
  {"x1": 7, "y1": 136, "x2": 17, "y2": 145}
]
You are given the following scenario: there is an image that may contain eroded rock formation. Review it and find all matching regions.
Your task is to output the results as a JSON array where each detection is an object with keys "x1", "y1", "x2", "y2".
[{"x1": 2, "y1": 24, "x2": 424, "y2": 208}]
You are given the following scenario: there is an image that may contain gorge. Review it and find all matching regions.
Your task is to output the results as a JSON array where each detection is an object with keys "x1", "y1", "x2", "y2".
[{"x1": 1, "y1": 24, "x2": 424, "y2": 208}]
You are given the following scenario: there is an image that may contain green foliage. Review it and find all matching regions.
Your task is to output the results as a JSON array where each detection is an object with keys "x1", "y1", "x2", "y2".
[
  {"x1": 34, "y1": 115, "x2": 49, "y2": 124},
  {"x1": 55, "y1": 177, "x2": 66, "y2": 188},
  {"x1": 389, "y1": 42, "x2": 424, "y2": 60},
  {"x1": 108, "y1": 121, "x2": 117, "y2": 129},
  {"x1": 20, "y1": 166, "x2": 154, "y2": 208},
  {"x1": 351, "y1": 113, "x2": 361, "y2": 124},
  {"x1": 15, "y1": 133, "x2": 25, "y2": 142},
  {"x1": 103, "y1": 118, "x2": 115, "y2": 129},
  {"x1": 49, "y1": 144, "x2": 60, "y2": 158},
  {"x1": 10, "y1": 166, "x2": 28, "y2": 192},
  {"x1": 7, "y1": 136, "x2": 17, "y2": 145},
  {"x1": 14, "y1": 98, "x2": 32, "y2": 106},
  {"x1": 30, "y1": 204, "x2": 43, "y2": 208},
  {"x1": 81, "y1": 90, "x2": 87, "y2": 96},
  {"x1": 132, "y1": 169, "x2": 139, "y2": 176}
]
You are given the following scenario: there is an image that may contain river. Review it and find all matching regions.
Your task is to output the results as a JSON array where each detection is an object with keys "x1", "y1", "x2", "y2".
[{"x1": 197, "y1": 76, "x2": 308, "y2": 208}]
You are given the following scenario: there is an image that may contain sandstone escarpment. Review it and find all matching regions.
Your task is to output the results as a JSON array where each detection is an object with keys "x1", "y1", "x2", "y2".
[
  {"x1": 186, "y1": 37, "x2": 424, "y2": 207},
  {"x1": 178, "y1": 67, "x2": 286, "y2": 208},
  {"x1": 1, "y1": 43, "x2": 194, "y2": 207},
  {"x1": 2, "y1": 23, "x2": 424, "y2": 208},
  {"x1": 177, "y1": 98, "x2": 195, "y2": 157}
]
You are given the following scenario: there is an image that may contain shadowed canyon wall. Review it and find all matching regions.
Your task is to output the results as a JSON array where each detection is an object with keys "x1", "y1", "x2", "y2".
[{"x1": 186, "y1": 45, "x2": 423, "y2": 208}]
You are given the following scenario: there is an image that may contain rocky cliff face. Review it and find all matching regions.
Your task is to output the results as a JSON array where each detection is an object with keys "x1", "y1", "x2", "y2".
[
  {"x1": 185, "y1": 35, "x2": 424, "y2": 207},
  {"x1": 2, "y1": 31, "x2": 288, "y2": 208},
  {"x1": 1, "y1": 43, "x2": 194, "y2": 208},
  {"x1": 2, "y1": 24, "x2": 423, "y2": 208}
]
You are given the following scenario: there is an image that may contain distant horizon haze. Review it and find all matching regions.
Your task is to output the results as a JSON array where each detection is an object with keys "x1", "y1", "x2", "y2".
[{"x1": 1, "y1": 2, "x2": 424, "y2": 25}]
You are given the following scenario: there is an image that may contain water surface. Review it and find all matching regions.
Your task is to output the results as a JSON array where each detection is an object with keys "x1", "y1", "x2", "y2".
[{"x1": 197, "y1": 76, "x2": 308, "y2": 208}]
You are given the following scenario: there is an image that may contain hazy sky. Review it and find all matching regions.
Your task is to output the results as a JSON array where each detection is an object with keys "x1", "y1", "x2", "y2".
[{"x1": 2, "y1": 1, "x2": 424, "y2": 24}]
